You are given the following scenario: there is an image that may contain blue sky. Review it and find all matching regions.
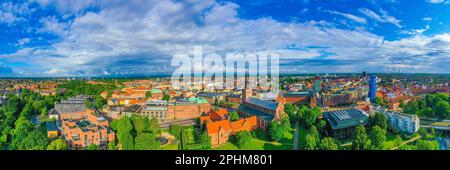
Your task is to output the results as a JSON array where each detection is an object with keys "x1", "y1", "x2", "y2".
[{"x1": 0, "y1": 0, "x2": 449, "y2": 77}]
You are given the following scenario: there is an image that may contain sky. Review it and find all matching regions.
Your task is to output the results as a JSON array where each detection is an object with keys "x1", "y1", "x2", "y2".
[{"x1": 0, "y1": 0, "x2": 449, "y2": 77}]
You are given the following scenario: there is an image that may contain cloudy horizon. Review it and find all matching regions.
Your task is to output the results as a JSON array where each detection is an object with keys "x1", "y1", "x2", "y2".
[{"x1": 0, "y1": 0, "x2": 450, "y2": 77}]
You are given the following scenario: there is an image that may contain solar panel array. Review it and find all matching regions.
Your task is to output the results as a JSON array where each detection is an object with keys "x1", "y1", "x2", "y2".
[{"x1": 334, "y1": 110, "x2": 352, "y2": 120}]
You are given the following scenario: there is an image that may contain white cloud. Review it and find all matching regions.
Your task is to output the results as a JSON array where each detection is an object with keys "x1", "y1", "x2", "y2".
[
  {"x1": 44, "y1": 68, "x2": 65, "y2": 75},
  {"x1": 359, "y1": 8, "x2": 402, "y2": 28},
  {"x1": 1, "y1": 0, "x2": 449, "y2": 76},
  {"x1": 426, "y1": 0, "x2": 446, "y2": 4},
  {"x1": 423, "y1": 17, "x2": 433, "y2": 21},
  {"x1": 400, "y1": 25, "x2": 430, "y2": 35},
  {"x1": 325, "y1": 10, "x2": 367, "y2": 24},
  {"x1": 0, "y1": 2, "x2": 31, "y2": 25},
  {"x1": 16, "y1": 38, "x2": 31, "y2": 46}
]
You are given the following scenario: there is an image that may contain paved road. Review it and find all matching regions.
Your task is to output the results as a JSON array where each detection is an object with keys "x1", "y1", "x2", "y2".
[{"x1": 293, "y1": 121, "x2": 299, "y2": 150}]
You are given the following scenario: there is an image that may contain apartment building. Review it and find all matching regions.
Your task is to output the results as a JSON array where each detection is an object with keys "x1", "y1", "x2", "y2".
[
  {"x1": 140, "y1": 98, "x2": 211, "y2": 122},
  {"x1": 60, "y1": 109, "x2": 115, "y2": 149},
  {"x1": 374, "y1": 105, "x2": 420, "y2": 134}
]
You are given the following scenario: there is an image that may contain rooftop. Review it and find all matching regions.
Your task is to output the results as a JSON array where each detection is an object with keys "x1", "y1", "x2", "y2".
[
  {"x1": 151, "y1": 88, "x2": 162, "y2": 93},
  {"x1": 239, "y1": 104, "x2": 275, "y2": 121},
  {"x1": 46, "y1": 121, "x2": 58, "y2": 131},
  {"x1": 186, "y1": 97, "x2": 209, "y2": 104},
  {"x1": 283, "y1": 91, "x2": 312, "y2": 97},
  {"x1": 323, "y1": 109, "x2": 369, "y2": 130},
  {"x1": 197, "y1": 92, "x2": 227, "y2": 98},
  {"x1": 123, "y1": 104, "x2": 142, "y2": 113},
  {"x1": 246, "y1": 97, "x2": 278, "y2": 111}
]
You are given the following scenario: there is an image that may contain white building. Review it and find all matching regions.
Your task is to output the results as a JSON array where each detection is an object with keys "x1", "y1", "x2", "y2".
[
  {"x1": 374, "y1": 105, "x2": 420, "y2": 134},
  {"x1": 385, "y1": 111, "x2": 420, "y2": 134}
]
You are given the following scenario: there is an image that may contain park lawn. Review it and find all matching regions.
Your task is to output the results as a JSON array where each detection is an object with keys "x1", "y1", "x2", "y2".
[
  {"x1": 161, "y1": 143, "x2": 178, "y2": 150},
  {"x1": 213, "y1": 138, "x2": 291, "y2": 150},
  {"x1": 214, "y1": 130, "x2": 294, "y2": 150}
]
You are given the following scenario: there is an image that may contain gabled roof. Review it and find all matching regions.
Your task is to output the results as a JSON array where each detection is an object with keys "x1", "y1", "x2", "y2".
[
  {"x1": 230, "y1": 116, "x2": 257, "y2": 133},
  {"x1": 206, "y1": 116, "x2": 257, "y2": 135},
  {"x1": 210, "y1": 109, "x2": 228, "y2": 121},
  {"x1": 206, "y1": 120, "x2": 232, "y2": 135}
]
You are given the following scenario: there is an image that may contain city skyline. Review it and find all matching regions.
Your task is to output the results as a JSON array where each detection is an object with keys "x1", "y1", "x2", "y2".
[{"x1": 0, "y1": 0, "x2": 450, "y2": 77}]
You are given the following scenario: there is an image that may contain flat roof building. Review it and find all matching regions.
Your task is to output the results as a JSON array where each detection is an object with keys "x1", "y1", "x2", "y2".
[{"x1": 323, "y1": 109, "x2": 369, "y2": 139}]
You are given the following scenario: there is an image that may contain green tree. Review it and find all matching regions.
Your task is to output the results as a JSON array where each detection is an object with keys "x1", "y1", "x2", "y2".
[
  {"x1": 95, "y1": 97, "x2": 106, "y2": 109},
  {"x1": 284, "y1": 103, "x2": 298, "y2": 122},
  {"x1": 147, "y1": 117, "x2": 159, "y2": 133},
  {"x1": 370, "y1": 125, "x2": 386, "y2": 150},
  {"x1": 374, "y1": 96, "x2": 385, "y2": 106},
  {"x1": 32, "y1": 101, "x2": 46, "y2": 113},
  {"x1": 371, "y1": 112, "x2": 388, "y2": 130},
  {"x1": 419, "y1": 107, "x2": 434, "y2": 118},
  {"x1": 114, "y1": 117, "x2": 134, "y2": 150},
  {"x1": 304, "y1": 107, "x2": 321, "y2": 128},
  {"x1": 268, "y1": 122, "x2": 284, "y2": 142},
  {"x1": 229, "y1": 111, "x2": 239, "y2": 121},
  {"x1": 435, "y1": 101, "x2": 450, "y2": 119},
  {"x1": 162, "y1": 95, "x2": 170, "y2": 101},
  {"x1": 415, "y1": 140, "x2": 439, "y2": 150},
  {"x1": 399, "y1": 99, "x2": 406, "y2": 109},
  {"x1": 234, "y1": 131, "x2": 252, "y2": 149},
  {"x1": 84, "y1": 100, "x2": 94, "y2": 109},
  {"x1": 47, "y1": 139, "x2": 68, "y2": 150},
  {"x1": 20, "y1": 129, "x2": 49, "y2": 150},
  {"x1": 199, "y1": 131, "x2": 211, "y2": 149},
  {"x1": 107, "y1": 141, "x2": 116, "y2": 150},
  {"x1": 181, "y1": 127, "x2": 195, "y2": 144},
  {"x1": 10, "y1": 116, "x2": 33, "y2": 149},
  {"x1": 118, "y1": 133, "x2": 134, "y2": 150},
  {"x1": 309, "y1": 126, "x2": 320, "y2": 144},
  {"x1": 6, "y1": 96, "x2": 20, "y2": 114},
  {"x1": 169, "y1": 125, "x2": 182, "y2": 139},
  {"x1": 19, "y1": 103, "x2": 32, "y2": 118},
  {"x1": 281, "y1": 116, "x2": 291, "y2": 131},
  {"x1": 318, "y1": 137, "x2": 339, "y2": 150},
  {"x1": 316, "y1": 120, "x2": 327, "y2": 134},
  {"x1": 86, "y1": 144, "x2": 99, "y2": 150},
  {"x1": 352, "y1": 125, "x2": 369, "y2": 150},
  {"x1": 146, "y1": 91, "x2": 152, "y2": 98},
  {"x1": 404, "y1": 100, "x2": 419, "y2": 115},
  {"x1": 134, "y1": 133, "x2": 160, "y2": 150},
  {"x1": 304, "y1": 134, "x2": 317, "y2": 150},
  {"x1": 133, "y1": 116, "x2": 145, "y2": 134}
]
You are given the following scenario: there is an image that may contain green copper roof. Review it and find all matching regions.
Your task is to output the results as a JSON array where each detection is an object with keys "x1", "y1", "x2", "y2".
[
  {"x1": 187, "y1": 97, "x2": 208, "y2": 104},
  {"x1": 151, "y1": 89, "x2": 162, "y2": 93}
]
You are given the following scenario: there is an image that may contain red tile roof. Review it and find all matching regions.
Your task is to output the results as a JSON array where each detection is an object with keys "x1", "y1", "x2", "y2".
[{"x1": 206, "y1": 120, "x2": 232, "y2": 135}]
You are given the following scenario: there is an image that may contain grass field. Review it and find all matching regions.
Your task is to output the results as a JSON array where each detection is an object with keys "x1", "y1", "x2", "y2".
[{"x1": 214, "y1": 129, "x2": 294, "y2": 150}]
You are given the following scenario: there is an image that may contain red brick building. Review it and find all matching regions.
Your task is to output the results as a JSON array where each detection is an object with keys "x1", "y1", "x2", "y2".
[
  {"x1": 206, "y1": 116, "x2": 257, "y2": 146},
  {"x1": 276, "y1": 91, "x2": 317, "y2": 107},
  {"x1": 60, "y1": 109, "x2": 115, "y2": 149}
]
